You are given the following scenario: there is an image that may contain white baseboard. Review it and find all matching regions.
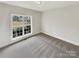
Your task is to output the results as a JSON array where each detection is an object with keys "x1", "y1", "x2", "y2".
[
  {"x1": 1, "y1": 32, "x2": 79, "y2": 48},
  {"x1": 0, "y1": 32, "x2": 41, "y2": 48},
  {"x1": 42, "y1": 32, "x2": 79, "y2": 46}
]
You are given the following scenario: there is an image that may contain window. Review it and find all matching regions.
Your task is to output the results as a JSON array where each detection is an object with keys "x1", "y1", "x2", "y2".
[
  {"x1": 24, "y1": 26, "x2": 31, "y2": 34},
  {"x1": 11, "y1": 14, "x2": 32, "y2": 39}
]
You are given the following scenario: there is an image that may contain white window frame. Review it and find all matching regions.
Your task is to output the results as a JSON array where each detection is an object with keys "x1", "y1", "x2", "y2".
[{"x1": 11, "y1": 14, "x2": 32, "y2": 40}]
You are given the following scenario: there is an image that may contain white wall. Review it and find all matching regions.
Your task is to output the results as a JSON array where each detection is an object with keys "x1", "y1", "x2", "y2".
[
  {"x1": 0, "y1": 3, "x2": 79, "y2": 48},
  {"x1": 42, "y1": 4, "x2": 79, "y2": 46},
  {"x1": 0, "y1": 3, "x2": 41, "y2": 48}
]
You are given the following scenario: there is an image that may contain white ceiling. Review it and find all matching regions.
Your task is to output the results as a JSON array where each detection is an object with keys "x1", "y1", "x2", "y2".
[{"x1": 1, "y1": 1, "x2": 79, "y2": 12}]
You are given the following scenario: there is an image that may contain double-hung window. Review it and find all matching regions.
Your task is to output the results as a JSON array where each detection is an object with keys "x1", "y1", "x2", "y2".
[{"x1": 11, "y1": 14, "x2": 32, "y2": 39}]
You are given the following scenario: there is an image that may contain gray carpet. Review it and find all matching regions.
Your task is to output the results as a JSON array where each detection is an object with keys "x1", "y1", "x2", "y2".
[{"x1": 0, "y1": 33, "x2": 79, "y2": 58}]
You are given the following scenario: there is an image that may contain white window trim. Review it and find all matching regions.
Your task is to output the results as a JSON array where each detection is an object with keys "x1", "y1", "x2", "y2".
[{"x1": 10, "y1": 14, "x2": 32, "y2": 40}]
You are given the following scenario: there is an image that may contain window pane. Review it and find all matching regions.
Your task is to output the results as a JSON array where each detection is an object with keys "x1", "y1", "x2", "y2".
[{"x1": 12, "y1": 15, "x2": 32, "y2": 38}]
